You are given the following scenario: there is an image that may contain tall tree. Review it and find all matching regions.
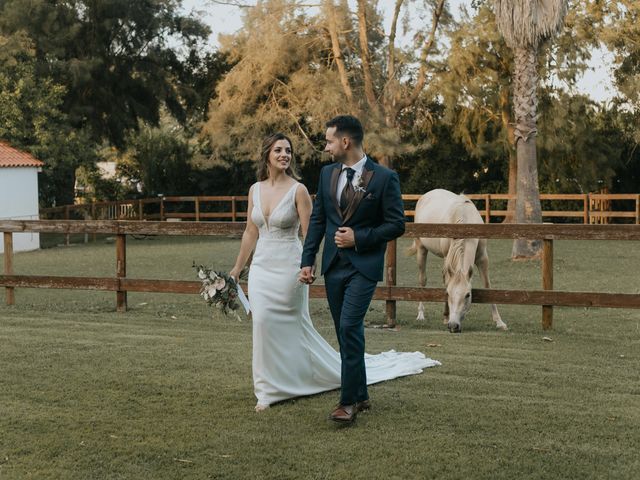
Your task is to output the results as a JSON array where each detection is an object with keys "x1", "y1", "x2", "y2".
[
  {"x1": 334, "y1": 0, "x2": 451, "y2": 168},
  {"x1": 493, "y1": 0, "x2": 568, "y2": 258},
  {"x1": 437, "y1": 3, "x2": 516, "y2": 218},
  {"x1": 537, "y1": 90, "x2": 622, "y2": 193},
  {"x1": 440, "y1": 1, "x2": 599, "y2": 221},
  {"x1": 0, "y1": 0, "x2": 211, "y2": 147},
  {"x1": 203, "y1": 0, "x2": 452, "y2": 170},
  {"x1": 204, "y1": 0, "x2": 344, "y2": 164},
  {"x1": 596, "y1": 1, "x2": 640, "y2": 119},
  {"x1": 118, "y1": 115, "x2": 194, "y2": 198},
  {"x1": 0, "y1": 32, "x2": 95, "y2": 206}
]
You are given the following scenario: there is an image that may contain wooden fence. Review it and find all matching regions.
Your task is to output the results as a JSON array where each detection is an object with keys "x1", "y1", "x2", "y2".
[
  {"x1": 2, "y1": 220, "x2": 640, "y2": 330},
  {"x1": 41, "y1": 193, "x2": 640, "y2": 224}
]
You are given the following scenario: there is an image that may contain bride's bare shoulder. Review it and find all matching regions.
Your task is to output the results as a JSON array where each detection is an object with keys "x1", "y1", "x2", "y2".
[{"x1": 294, "y1": 182, "x2": 309, "y2": 195}]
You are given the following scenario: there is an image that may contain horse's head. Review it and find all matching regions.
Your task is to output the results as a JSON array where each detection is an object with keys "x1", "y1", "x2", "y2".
[{"x1": 444, "y1": 266, "x2": 473, "y2": 333}]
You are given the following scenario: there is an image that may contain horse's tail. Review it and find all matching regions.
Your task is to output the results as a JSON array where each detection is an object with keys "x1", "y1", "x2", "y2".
[{"x1": 406, "y1": 238, "x2": 420, "y2": 257}]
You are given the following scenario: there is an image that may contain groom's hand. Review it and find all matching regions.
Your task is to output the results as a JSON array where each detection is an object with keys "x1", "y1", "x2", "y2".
[
  {"x1": 334, "y1": 227, "x2": 355, "y2": 249},
  {"x1": 299, "y1": 266, "x2": 316, "y2": 284}
]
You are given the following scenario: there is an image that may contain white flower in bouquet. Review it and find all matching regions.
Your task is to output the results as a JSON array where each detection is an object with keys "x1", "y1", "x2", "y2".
[
  {"x1": 212, "y1": 277, "x2": 226, "y2": 291},
  {"x1": 207, "y1": 285, "x2": 218, "y2": 298},
  {"x1": 198, "y1": 269, "x2": 207, "y2": 280},
  {"x1": 209, "y1": 271, "x2": 219, "y2": 280}
]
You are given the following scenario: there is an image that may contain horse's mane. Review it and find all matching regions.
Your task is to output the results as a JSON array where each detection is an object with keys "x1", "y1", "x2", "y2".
[
  {"x1": 443, "y1": 238, "x2": 466, "y2": 284},
  {"x1": 443, "y1": 196, "x2": 474, "y2": 284}
]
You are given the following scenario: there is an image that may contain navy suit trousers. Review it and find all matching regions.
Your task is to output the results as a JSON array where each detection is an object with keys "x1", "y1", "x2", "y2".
[{"x1": 324, "y1": 252, "x2": 377, "y2": 405}]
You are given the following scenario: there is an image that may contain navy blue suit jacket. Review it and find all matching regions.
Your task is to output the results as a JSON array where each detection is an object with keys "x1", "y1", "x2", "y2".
[{"x1": 301, "y1": 157, "x2": 406, "y2": 281}]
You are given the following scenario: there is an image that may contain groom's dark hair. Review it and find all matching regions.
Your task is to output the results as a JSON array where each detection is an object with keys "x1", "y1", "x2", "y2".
[{"x1": 326, "y1": 115, "x2": 364, "y2": 146}]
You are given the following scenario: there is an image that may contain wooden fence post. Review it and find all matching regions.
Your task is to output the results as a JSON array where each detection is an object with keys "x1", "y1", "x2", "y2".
[
  {"x1": 195, "y1": 197, "x2": 200, "y2": 222},
  {"x1": 542, "y1": 238, "x2": 553, "y2": 330},
  {"x1": 64, "y1": 205, "x2": 70, "y2": 245},
  {"x1": 636, "y1": 194, "x2": 640, "y2": 224},
  {"x1": 83, "y1": 207, "x2": 89, "y2": 244},
  {"x1": 583, "y1": 194, "x2": 589, "y2": 224},
  {"x1": 160, "y1": 197, "x2": 165, "y2": 222},
  {"x1": 386, "y1": 239, "x2": 397, "y2": 327},
  {"x1": 3, "y1": 232, "x2": 15, "y2": 305},
  {"x1": 484, "y1": 194, "x2": 491, "y2": 223},
  {"x1": 91, "y1": 202, "x2": 97, "y2": 242},
  {"x1": 116, "y1": 233, "x2": 127, "y2": 312},
  {"x1": 231, "y1": 197, "x2": 237, "y2": 222},
  {"x1": 138, "y1": 199, "x2": 144, "y2": 221}
]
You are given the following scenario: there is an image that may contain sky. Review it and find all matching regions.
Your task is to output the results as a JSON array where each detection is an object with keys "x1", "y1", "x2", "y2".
[{"x1": 181, "y1": 0, "x2": 615, "y2": 103}]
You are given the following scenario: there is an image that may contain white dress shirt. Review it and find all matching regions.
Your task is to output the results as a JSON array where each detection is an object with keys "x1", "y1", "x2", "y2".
[{"x1": 336, "y1": 154, "x2": 367, "y2": 205}]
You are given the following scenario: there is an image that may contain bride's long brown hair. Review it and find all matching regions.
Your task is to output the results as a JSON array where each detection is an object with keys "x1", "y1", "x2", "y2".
[{"x1": 256, "y1": 133, "x2": 301, "y2": 181}]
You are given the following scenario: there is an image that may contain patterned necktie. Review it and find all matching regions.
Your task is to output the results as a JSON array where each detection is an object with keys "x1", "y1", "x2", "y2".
[{"x1": 340, "y1": 167, "x2": 356, "y2": 213}]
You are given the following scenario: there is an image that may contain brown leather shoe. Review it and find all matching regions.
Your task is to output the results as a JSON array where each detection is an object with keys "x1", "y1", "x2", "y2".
[
  {"x1": 356, "y1": 399, "x2": 371, "y2": 412},
  {"x1": 329, "y1": 404, "x2": 357, "y2": 424}
]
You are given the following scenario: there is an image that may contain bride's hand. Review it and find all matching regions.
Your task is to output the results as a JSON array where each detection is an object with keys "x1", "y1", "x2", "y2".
[{"x1": 229, "y1": 267, "x2": 240, "y2": 282}]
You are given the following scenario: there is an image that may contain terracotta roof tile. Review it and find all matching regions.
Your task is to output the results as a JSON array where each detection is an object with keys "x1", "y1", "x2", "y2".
[{"x1": 0, "y1": 141, "x2": 44, "y2": 168}]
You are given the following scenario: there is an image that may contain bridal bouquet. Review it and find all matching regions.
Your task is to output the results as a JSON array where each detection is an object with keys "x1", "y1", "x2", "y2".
[{"x1": 193, "y1": 263, "x2": 249, "y2": 320}]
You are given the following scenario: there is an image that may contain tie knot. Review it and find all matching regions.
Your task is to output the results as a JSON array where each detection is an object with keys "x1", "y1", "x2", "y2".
[{"x1": 345, "y1": 168, "x2": 355, "y2": 182}]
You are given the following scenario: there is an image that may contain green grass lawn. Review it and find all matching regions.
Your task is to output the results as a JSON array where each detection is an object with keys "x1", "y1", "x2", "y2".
[{"x1": 1, "y1": 236, "x2": 639, "y2": 479}]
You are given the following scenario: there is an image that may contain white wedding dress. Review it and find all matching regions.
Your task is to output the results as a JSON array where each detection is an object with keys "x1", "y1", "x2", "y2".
[{"x1": 248, "y1": 181, "x2": 440, "y2": 408}]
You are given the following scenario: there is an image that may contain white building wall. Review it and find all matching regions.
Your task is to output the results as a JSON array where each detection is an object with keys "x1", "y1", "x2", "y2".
[{"x1": 0, "y1": 167, "x2": 40, "y2": 253}]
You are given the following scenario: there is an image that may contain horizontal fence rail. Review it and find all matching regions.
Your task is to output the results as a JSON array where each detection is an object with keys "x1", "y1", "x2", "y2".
[
  {"x1": 4, "y1": 220, "x2": 640, "y2": 239},
  {"x1": 3, "y1": 276, "x2": 639, "y2": 310},
  {"x1": 2, "y1": 220, "x2": 640, "y2": 329},
  {"x1": 41, "y1": 193, "x2": 640, "y2": 225}
]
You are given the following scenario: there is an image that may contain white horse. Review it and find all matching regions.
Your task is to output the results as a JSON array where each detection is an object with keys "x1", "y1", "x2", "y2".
[{"x1": 408, "y1": 189, "x2": 507, "y2": 333}]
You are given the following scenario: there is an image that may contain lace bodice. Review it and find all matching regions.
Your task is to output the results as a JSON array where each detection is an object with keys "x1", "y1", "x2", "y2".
[{"x1": 251, "y1": 182, "x2": 301, "y2": 240}]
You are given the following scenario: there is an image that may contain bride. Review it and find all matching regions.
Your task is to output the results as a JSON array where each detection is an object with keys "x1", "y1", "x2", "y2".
[{"x1": 229, "y1": 133, "x2": 439, "y2": 412}]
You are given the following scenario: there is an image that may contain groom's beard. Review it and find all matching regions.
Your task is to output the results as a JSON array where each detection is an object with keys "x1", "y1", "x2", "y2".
[{"x1": 331, "y1": 152, "x2": 347, "y2": 164}]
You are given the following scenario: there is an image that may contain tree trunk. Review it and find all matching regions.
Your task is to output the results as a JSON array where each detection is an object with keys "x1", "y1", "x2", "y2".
[
  {"x1": 504, "y1": 150, "x2": 517, "y2": 223},
  {"x1": 511, "y1": 46, "x2": 542, "y2": 258},
  {"x1": 325, "y1": 0, "x2": 353, "y2": 104},
  {"x1": 378, "y1": 111, "x2": 398, "y2": 170},
  {"x1": 356, "y1": 0, "x2": 379, "y2": 112},
  {"x1": 500, "y1": 86, "x2": 517, "y2": 223},
  {"x1": 512, "y1": 135, "x2": 542, "y2": 257}
]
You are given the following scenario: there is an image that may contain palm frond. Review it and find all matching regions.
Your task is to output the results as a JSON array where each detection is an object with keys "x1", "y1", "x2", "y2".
[{"x1": 493, "y1": 0, "x2": 568, "y2": 48}]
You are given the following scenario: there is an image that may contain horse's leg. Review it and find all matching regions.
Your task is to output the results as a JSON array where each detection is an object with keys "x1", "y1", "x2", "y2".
[
  {"x1": 443, "y1": 300, "x2": 449, "y2": 325},
  {"x1": 416, "y1": 240, "x2": 428, "y2": 321},
  {"x1": 476, "y1": 252, "x2": 507, "y2": 330}
]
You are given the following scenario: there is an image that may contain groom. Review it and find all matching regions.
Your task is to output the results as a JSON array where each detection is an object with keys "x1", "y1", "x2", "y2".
[{"x1": 299, "y1": 115, "x2": 406, "y2": 424}]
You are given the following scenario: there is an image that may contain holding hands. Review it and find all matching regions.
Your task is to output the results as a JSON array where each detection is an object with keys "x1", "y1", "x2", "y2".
[{"x1": 299, "y1": 266, "x2": 316, "y2": 284}]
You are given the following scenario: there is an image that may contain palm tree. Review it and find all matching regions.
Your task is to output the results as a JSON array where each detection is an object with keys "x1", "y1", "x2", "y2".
[{"x1": 493, "y1": 0, "x2": 568, "y2": 258}]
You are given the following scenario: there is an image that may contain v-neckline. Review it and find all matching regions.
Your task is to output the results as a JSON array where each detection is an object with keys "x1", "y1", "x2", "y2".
[{"x1": 258, "y1": 181, "x2": 297, "y2": 229}]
